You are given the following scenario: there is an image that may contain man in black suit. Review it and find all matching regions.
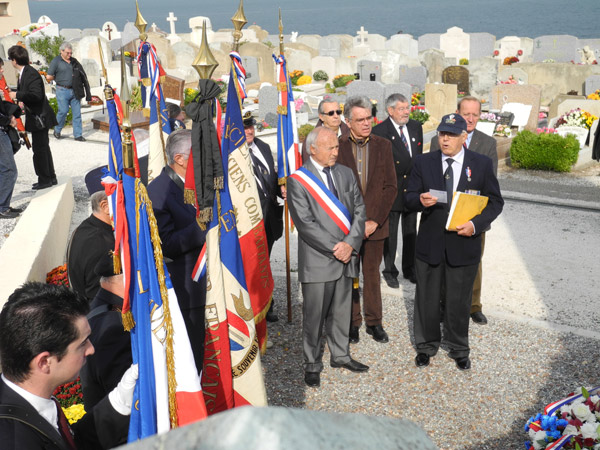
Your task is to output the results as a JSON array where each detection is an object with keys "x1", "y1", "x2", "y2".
[
  {"x1": 372, "y1": 93, "x2": 423, "y2": 287},
  {"x1": 243, "y1": 112, "x2": 283, "y2": 322},
  {"x1": 430, "y1": 96, "x2": 498, "y2": 325},
  {"x1": 8, "y1": 45, "x2": 58, "y2": 190},
  {"x1": 0, "y1": 282, "x2": 136, "y2": 449},
  {"x1": 406, "y1": 114, "x2": 503, "y2": 371},
  {"x1": 147, "y1": 129, "x2": 207, "y2": 371}
]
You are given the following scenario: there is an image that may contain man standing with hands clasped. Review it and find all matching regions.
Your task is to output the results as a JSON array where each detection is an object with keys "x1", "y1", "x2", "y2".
[{"x1": 405, "y1": 114, "x2": 503, "y2": 371}]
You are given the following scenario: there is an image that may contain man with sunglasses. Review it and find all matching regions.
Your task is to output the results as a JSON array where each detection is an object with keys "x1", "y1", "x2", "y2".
[
  {"x1": 302, "y1": 99, "x2": 349, "y2": 162},
  {"x1": 372, "y1": 93, "x2": 423, "y2": 288},
  {"x1": 337, "y1": 96, "x2": 397, "y2": 345},
  {"x1": 405, "y1": 114, "x2": 503, "y2": 371}
]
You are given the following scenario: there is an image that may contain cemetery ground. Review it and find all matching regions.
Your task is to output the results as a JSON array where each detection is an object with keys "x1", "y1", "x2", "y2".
[{"x1": 1, "y1": 127, "x2": 599, "y2": 450}]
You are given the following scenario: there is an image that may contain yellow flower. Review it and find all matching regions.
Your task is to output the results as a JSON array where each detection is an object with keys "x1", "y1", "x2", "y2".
[
  {"x1": 63, "y1": 404, "x2": 86, "y2": 424},
  {"x1": 296, "y1": 75, "x2": 312, "y2": 86}
]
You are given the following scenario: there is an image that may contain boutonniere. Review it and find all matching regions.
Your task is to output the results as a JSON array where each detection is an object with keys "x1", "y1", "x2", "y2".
[{"x1": 466, "y1": 166, "x2": 471, "y2": 182}]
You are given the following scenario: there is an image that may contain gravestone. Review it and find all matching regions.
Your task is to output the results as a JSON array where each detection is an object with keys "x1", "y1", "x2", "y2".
[
  {"x1": 81, "y1": 59, "x2": 100, "y2": 88},
  {"x1": 532, "y1": 35, "x2": 579, "y2": 63},
  {"x1": 497, "y1": 36, "x2": 522, "y2": 62},
  {"x1": 241, "y1": 56, "x2": 260, "y2": 85},
  {"x1": 162, "y1": 74, "x2": 185, "y2": 106},
  {"x1": 425, "y1": 83, "x2": 457, "y2": 120},
  {"x1": 584, "y1": 75, "x2": 600, "y2": 96},
  {"x1": 357, "y1": 60, "x2": 381, "y2": 82},
  {"x1": 549, "y1": 94, "x2": 585, "y2": 120},
  {"x1": 498, "y1": 67, "x2": 529, "y2": 84},
  {"x1": 346, "y1": 80, "x2": 386, "y2": 121},
  {"x1": 311, "y1": 56, "x2": 336, "y2": 82},
  {"x1": 386, "y1": 34, "x2": 418, "y2": 60},
  {"x1": 258, "y1": 85, "x2": 278, "y2": 120},
  {"x1": 72, "y1": 36, "x2": 111, "y2": 71},
  {"x1": 171, "y1": 41, "x2": 198, "y2": 70},
  {"x1": 286, "y1": 48, "x2": 312, "y2": 75},
  {"x1": 319, "y1": 36, "x2": 341, "y2": 58},
  {"x1": 147, "y1": 32, "x2": 174, "y2": 68},
  {"x1": 264, "y1": 112, "x2": 278, "y2": 128},
  {"x1": 468, "y1": 57, "x2": 498, "y2": 100},
  {"x1": 355, "y1": 26, "x2": 369, "y2": 47},
  {"x1": 469, "y1": 33, "x2": 495, "y2": 60},
  {"x1": 398, "y1": 65, "x2": 427, "y2": 92},
  {"x1": 418, "y1": 33, "x2": 441, "y2": 52},
  {"x1": 363, "y1": 34, "x2": 387, "y2": 51},
  {"x1": 419, "y1": 48, "x2": 445, "y2": 83},
  {"x1": 440, "y1": 27, "x2": 469, "y2": 63},
  {"x1": 60, "y1": 28, "x2": 82, "y2": 41},
  {"x1": 100, "y1": 22, "x2": 119, "y2": 41},
  {"x1": 296, "y1": 35, "x2": 321, "y2": 50},
  {"x1": 442, "y1": 66, "x2": 470, "y2": 95},
  {"x1": 383, "y1": 83, "x2": 412, "y2": 105},
  {"x1": 82, "y1": 28, "x2": 101, "y2": 37},
  {"x1": 490, "y1": 84, "x2": 542, "y2": 131},
  {"x1": 555, "y1": 99, "x2": 600, "y2": 121},
  {"x1": 188, "y1": 16, "x2": 212, "y2": 46},
  {"x1": 237, "y1": 42, "x2": 276, "y2": 84}
]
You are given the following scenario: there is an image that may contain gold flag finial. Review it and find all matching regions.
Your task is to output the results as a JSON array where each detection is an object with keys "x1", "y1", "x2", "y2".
[
  {"x1": 278, "y1": 8, "x2": 284, "y2": 56},
  {"x1": 231, "y1": 0, "x2": 247, "y2": 52},
  {"x1": 120, "y1": 52, "x2": 134, "y2": 172},
  {"x1": 192, "y1": 20, "x2": 219, "y2": 80},
  {"x1": 135, "y1": 0, "x2": 148, "y2": 41},
  {"x1": 97, "y1": 37, "x2": 108, "y2": 84}
]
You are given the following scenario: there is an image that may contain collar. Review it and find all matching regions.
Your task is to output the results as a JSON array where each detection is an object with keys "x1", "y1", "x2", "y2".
[
  {"x1": 309, "y1": 156, "x2": 327, "y2": 172},
  {"x1": 2, "y1": 374, "x2": 58, "y2": 432},
  {"x1": 442, "y1": 148, "x2": 465, "y2": 166},
  {"x1": 390, "y1": 117, "x2": 406, "y2": 130},
  {"x1": 349, "y1": 132, "x2": 370, "y2": 146},
  {"x1": 166, "y1": 165, "x2": 185, "y2": 191}
]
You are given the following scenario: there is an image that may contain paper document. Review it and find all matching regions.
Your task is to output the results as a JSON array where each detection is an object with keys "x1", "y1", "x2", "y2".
[
  {"x1": 429, "y1": 189, "x2": 448, "y2": 204},
  {"x1": 446, "y1": 192, "x2": 489, "y2": 231}
]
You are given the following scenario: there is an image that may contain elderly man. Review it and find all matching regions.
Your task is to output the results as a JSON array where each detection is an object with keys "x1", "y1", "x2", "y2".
[
  {"x1": 0, "y1": 282, "x2": 137, "y2": 449},
  {"x1": 46, "y1": 42, "x2": 91, "y2": 141},
  {"x1": 147, "y1": 129, "x2": 207, "y2": 371},
  {"x1": 301, "y1": 98, "x2": 350, "y2": 162},
  {"x1": 336, "y1": 96, "x2": 397, "y2": 345},
  {"x1": 430, "y1": 96, "x2": 498, "y2": 325},
  {"x1": 406, "y1": 114, "x2": 503, "y2": 371},
  {"x1": 372, "y1": 93, "x2": 423, "y2": 287},
  {"x1": 288, "y1": 127, "x2": 367, "y2": 388},
  {"x1": 67, "y1": 190, "x2": 115, "y2": 302}
]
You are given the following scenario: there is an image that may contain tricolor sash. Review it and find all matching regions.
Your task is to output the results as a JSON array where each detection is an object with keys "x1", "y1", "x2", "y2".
[{"x1": 290, "y1": 166, "x2": 352, "y2": 235}]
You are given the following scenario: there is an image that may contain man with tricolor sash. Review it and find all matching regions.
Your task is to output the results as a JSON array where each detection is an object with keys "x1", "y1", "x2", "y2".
[{"x1": 288, "y1": 127, "x2": 368, "y2": 388}]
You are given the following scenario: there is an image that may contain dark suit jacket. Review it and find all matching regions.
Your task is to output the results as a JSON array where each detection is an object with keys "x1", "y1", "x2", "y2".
[
  {"x1": 147, "y1": 166, "x2": 207, "y2": 311},
  {"x1": 0, "y1": 378, "x2": 128, "y2": 449},
  {"x1": 16, "y1": 64, "x2": 58, "y2": 133},
  {"x1": 372, "y1": 117, "x2": 423, "y2": 211},
  {"x1": 80, "y1": 288, "x2": 132, "y2": 411},
  {"x1": 252, "y1": 137, "x2": 283, "y2": 248},
  {"x1": 431, "y1": 128, "x2": 498, "y2": 176},
  {"x1": 337, "y1": 133, "x2": 397, "y2": 240},
  {"x1": 288, "y1": 160, "x2": 366, "y2": 283},
  {"x1": 405, "y1": 149, "x2": 503, "y2": 267}
]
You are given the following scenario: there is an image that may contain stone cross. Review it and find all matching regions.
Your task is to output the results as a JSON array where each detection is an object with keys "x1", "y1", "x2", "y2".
[
  {"x1": 104, "y1": 24, "x2": 112, "y2": 40},
  {"x1": 357, "y1": 26, "x2": 368, "y2": 46},
  {"x1": 291, "y1": 31, "x2": 298, "y2": 43},
  {"x1": 167, "y1": 12, "x2": 177, "y2": 36},
  {"x1": 150, "y1": 23, "x2": 158, "y2": 33}
]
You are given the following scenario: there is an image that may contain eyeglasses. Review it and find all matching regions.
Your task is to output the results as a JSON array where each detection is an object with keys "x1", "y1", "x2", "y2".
[{"x1": 323, "y1": 110, "x2": 342, "y2": 116}]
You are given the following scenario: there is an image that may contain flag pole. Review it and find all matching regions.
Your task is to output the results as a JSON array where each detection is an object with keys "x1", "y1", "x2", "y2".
[
  {"x1": 278, "y1": 10, "x2": 292, "y2": 323},
  {"x1": 120, "y1": 52, "x2": 135, "y2": 177}
]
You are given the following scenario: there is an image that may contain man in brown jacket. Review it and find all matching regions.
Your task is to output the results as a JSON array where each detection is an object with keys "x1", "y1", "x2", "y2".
[{"x1": 337, "y1": 96, "x2": 397, "y2": 344}]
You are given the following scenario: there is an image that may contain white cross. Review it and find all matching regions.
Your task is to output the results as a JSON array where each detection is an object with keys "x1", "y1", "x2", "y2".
[
  {"x1": 167, "y1": 12, "x2": 177, "y2": 36},
  {"x1": 150, "y1": 23, "x2": 158, "y2": 33},
  {"x1": 357, "y1": 26, "x2": 368, "y2": 46}
]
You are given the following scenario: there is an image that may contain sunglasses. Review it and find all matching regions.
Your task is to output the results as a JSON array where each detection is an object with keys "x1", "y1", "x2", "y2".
[{"x1": 323, "y1": 110, "x2": 342, "y2": 116}]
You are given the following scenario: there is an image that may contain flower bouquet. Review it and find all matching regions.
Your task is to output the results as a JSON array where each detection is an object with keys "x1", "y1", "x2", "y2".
[
  {"x1": 409, "y1": 105, "x2": 430, "y2": 124},
  {"x1": 587, "y1": 90, "x2": 600, "y2": 101},
  {"x1": 411, "y1": 91, "x2": 424, "y2": 106},
  {"x1": 494, "y1": 124, "x2": 511, "y2": 137},
  {"x1": 479, "y1": 112, "x2": 499, "y2": 123},
  {"x1": 525, "y1": 386, "x2": 600, "y2": 450},
  {"x1": 555, "y1": 108, "x2": 598, "y2": 130}
]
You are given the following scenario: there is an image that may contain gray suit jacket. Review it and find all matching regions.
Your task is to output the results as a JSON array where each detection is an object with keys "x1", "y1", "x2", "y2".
[
  {"x1": 431, "y1": 128, "x2": 498, "y2": 175},
  {"x1": 288, "y1": 160, "x2": 366, "y2": 283}
]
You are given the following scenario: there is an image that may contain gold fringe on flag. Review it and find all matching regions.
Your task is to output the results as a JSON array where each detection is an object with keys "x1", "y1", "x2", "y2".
[
  {"x1": 122, "y1": 311, "x2": 135, "y2": 332},
  {"x1": 278, "y1": 177, "x2": 287, "y2": 186},
  {"x1": 277, "y1": 105, "x2": 287, "y2": 115},
  {"x1": 276, "y1": 82, "x2": 287, "y2": 91},
  {"x1": 214, "y1": 176, "x2": 224, "y2": 190},
  {"x1": 195, "y1": 217, "x2": 207, "y2": 230},
  {"x1": 142, "y1": 78, "x2": 151, "y2": 87},
  {"x1": 183, "y1": 188, "x2": 196, "y2": 205},
  {"x1": 136, "y1": 179, "x2": 179, "y2": 429},
  {"x1": 111, "y1": 250, "x2": 122, "y2": 274}
]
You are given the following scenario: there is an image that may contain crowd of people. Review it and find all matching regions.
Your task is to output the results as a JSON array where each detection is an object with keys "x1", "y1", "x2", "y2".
[{"x1": 0, "y1": 50, "x2": 504, "y2": 445}]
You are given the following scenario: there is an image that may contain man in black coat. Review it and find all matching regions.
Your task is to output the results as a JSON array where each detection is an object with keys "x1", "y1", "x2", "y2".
[
  {"x1": 8, "y1": 45, "x2": 58, "y2": 190},
  {"x1": 147, "y1": 129, "x2": 207, "y2": 371},
  {"x1": 405, "y1": 114, "x2": 503, "y2": 371},
  {"x1": 372, "y1": 93, "x2": 423, "y2": 287},
  {"x1": 243, "y1": 112, "x2": 283, "y2": 322},
  {"x1": 0, "y1": 282, "x2": 136, "y2": 449}
]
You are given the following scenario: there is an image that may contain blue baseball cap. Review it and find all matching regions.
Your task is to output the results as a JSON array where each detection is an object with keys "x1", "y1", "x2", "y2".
[{"x1": 437, "y1": 113, "x2": 467, "y2": 134}]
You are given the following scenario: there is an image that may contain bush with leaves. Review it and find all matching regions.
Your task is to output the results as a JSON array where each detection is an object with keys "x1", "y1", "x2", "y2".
[
  {"x1": 29, "y1": 35, "x2": 66, "y2": 65},
  {"x1": 510, "y1": 130, "x2": 579, "y2": 172},
  {"x1": 332, "y1": 74, "x2": 356, "y2": 88},
  {"x1": 297, "y1": 124, "x2": 315, "y2": 142},
  {"x1": 48, "y1": 97, "x2": 72, "y2": 125},
  {"x1": 313, "y1": 70, "x2": 329, "y2": 82}
]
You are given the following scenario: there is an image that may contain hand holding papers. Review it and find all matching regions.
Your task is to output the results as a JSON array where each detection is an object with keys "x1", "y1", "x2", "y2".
[{"x1": 446, "y1": 192, "x2": 489, "y2": 231}]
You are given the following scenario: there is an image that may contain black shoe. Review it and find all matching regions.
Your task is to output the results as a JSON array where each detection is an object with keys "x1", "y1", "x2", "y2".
[
  {"x1": 0, "y1": 209, "x2": 20, "y2": 219},
  {"x1": 455, "y1": 356, "x2": 471, "y2": 371},
  {"x1": 330, "y1": 358, "x2": 369, "y2": 372},
  {"x1": 470, "y1": 311, "x2": 488, "y2": 325},
  {"x1": 383, "y1": 274, "x2": 399, "y2": 288},
  {"x1": 349, "y1": 326, "x2": 359, "y2": 344},
  {"x1": 32, "y1": 182, "x2": 52, "y2": 190},
  {"x1": 74, "y1": 136, "x2": 86, "y2": 142},
  {"x1": 415, "y1": 353, "x2": 430, "y2": 367},
  {"x1": 266, "y1": 310, "x2": 279, "y2": 322},
  {"x1": 304, "y1": 372, "x2": 320, "y2": 387},
  {"x1": 366, "y1": 324, "x2": 389, "y2": 343},
  {"x1": 403, "y1": 272, "x2": 417, "y2": 284},
  {"x1": 53, "y1": 130, "x2": 61, "y2": 139},
  {"x1": 8, "y1": 206, "x2": 23, "y2": 213}
]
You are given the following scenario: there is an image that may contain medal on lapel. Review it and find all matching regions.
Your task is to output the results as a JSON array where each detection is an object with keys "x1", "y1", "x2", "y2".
[{"x1": 466, "y1": 166, "x2": 471, "y2": 182}]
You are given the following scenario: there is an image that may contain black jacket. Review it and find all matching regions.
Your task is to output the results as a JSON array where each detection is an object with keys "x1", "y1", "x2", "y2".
[
  {"x1": 15, "y1": 64, "x2": 58, "y2": 132},
  {"x1": 70, "y1": 57, "x2": 92, "y2": 102}
]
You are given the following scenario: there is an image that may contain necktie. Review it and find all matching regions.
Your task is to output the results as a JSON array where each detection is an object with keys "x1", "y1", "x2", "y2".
[
  {"x1": 54, "y1": 399, "x2": 77, "y2": 450},
  {"x1": 399, "y1": 126, "x2": 410, "y2": 153},
  {"x1": 444, "y1": 158, "x2": 454, "y2": 210},
  {"x1": 463, "y1": 143, "x2": 468, "y2": 151},
  {"x1": 250, "y1": 150, "x2": 269, "y2": 198},
  {"x1": 323, "y1": 166, "x2": 339, "y2": 199}
]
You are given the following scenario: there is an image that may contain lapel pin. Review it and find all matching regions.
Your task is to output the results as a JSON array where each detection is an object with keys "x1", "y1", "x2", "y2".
[{"x1": 466, "y1": 166, "x2": 472, "y2": 182}]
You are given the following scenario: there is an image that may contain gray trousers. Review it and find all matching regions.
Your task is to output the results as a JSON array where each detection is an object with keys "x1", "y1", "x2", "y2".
[{"x1": 302, "y1": 276, "x2": 352, "y2": 373}]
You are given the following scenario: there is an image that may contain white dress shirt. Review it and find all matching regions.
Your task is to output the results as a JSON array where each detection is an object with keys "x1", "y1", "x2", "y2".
[
  {"x1": 310, "y1": 157, "x2": 337, "y2": 191},
  {"x1": 391, "y1": 118, "x2": 411, "y2": 156},
  {"x1": 441, "y1": 148, "x2": 465, "y2": 194}
]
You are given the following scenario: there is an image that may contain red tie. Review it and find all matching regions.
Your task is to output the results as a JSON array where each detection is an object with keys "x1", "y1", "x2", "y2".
[{"x1": 54, "y1": 399, "x2": 77, "y2": 450}]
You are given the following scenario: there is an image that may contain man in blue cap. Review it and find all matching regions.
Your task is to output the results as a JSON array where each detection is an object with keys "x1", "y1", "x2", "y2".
[{"x1": 405, "y1": 114, "x2": 503, "y2": 371}]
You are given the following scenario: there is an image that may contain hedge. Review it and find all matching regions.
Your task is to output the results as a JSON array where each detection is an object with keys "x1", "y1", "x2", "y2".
[{"x1": 510, "y1": 130, "x2": 579, "y2": 172}]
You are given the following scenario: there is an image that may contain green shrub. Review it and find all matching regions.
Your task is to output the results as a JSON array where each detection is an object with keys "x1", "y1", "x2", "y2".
[
  {"x1": 29, "y1": 35, "x2": 65, "y2": 65},
  {"x1": 297, "y1": 124, "x2": 315, "y2": 142},
  {"x1": 48, "y1": 97, "x2": 72, "y2": 125},
  {"x1": 312, "y1": 70, "x2": 329, "y2": 82},
  {"x1": 510, "y1": 130, "x2": 579, "y2": 172},
  {"x1": 459, "y1": 58, "x2": 469, "y2": 65},
  {"x1": 409, "y1": 109, "x2": 430, "y2": 124},
  {"x1": 332, "y1": 74, "x2": 356, "y2": 88}
]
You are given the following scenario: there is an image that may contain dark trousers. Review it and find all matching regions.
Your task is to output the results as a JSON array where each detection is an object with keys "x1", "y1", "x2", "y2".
[
  {"x1": 182, "y1": 306, "x2": 206, "y2": 375},
  {"x1": 352, "y1": 238, "x2": 384, "y2": 327},
  {"x1": 413, "y1": 257, "x2": 478, "y2": 359},
  {"x1": 31, "y1": 129, "x2": 55, "y2": 184},
  {"x1": 382, "y1": 210, "x2": 417, "y2": 279},
  {"x1": 471, "y1": 232, "x2": 486, "y2": 313}
]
